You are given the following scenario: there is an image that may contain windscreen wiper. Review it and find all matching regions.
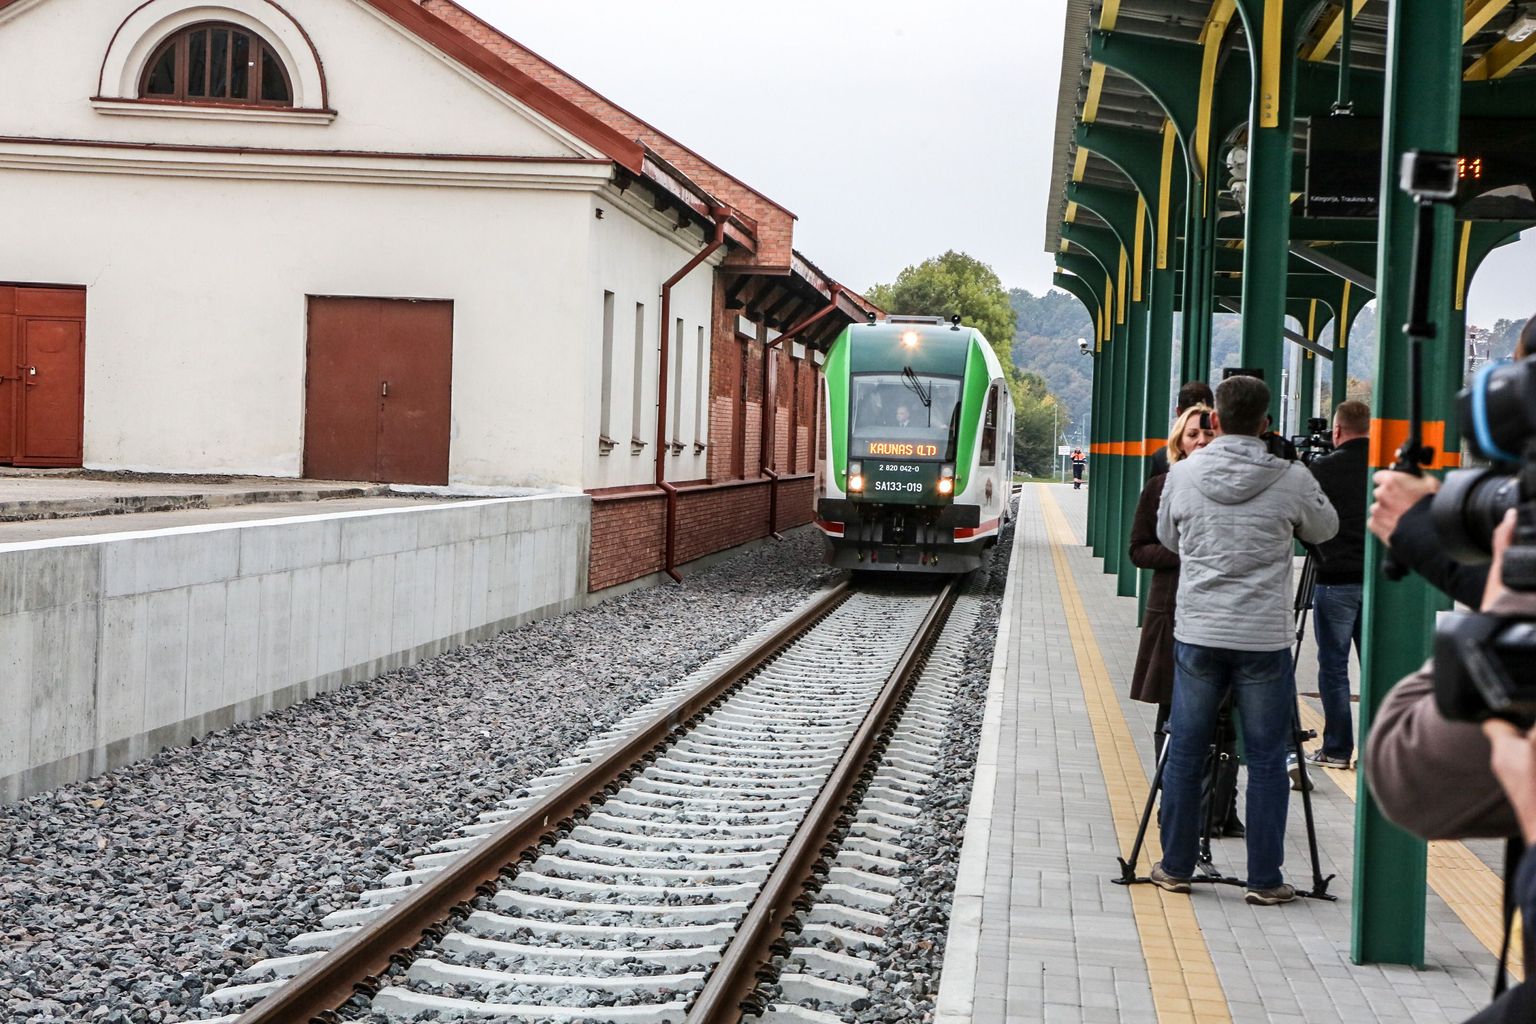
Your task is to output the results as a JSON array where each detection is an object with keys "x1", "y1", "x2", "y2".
[{"x1": 901, "y1": 366, "x2": 932, "y2": 408}]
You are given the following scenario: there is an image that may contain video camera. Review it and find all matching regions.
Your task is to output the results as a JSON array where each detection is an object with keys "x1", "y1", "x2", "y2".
[
  {"x1": 1291, "y1": 416, "x2": 1335, "y2": 465},
  {"x1": 1431, "y1": 354, "x2": 1536, "y2": 725}
]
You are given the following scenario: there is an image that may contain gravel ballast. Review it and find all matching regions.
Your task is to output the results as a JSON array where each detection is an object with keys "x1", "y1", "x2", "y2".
[
  {"x1": 0, "y1": 529, "x2": 836, "y2": 1024},
  {"x1": 841, "y1": 513, "x2": 1013, "y2": 1024}
]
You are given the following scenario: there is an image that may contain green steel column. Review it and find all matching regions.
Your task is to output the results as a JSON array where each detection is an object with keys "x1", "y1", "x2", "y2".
[
  {"x1": 1298, "y1": 348, "x2": 1317, "y2": 425},
  {"x1": 1233, "y1": 1, "x2": 1304, "y2": 416},
  {"x1": 1118, "y1": 260, "x2": 1150, "y2": 598},
  {"x1": 1141, "y1": 249, "x2": 1176, "y2": 618},
  {"x1": 1332, "y1": 285, "x2": 1357, "y2": 408},
  {"x1": 1180, "y1": 173, "x2": 1206, "y2": 382},
  {"x1": 1191, "y1": 170, "x2": 1220, "y2": 382},
  {"x1": 1104, "y1": 274, "x2": 1130, "y2": 578},
  {"x1": 1091, "y1": 289, "x2": 1110, "y2": 560},
  {"x1": 1354, "y1": 0, "x2": 1462, "y2": 968},
  {"x1": 1089, "y1": 337, "x2": 1105, "y2": 554}
]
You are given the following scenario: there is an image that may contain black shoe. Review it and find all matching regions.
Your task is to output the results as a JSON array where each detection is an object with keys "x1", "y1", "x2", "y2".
[{"x1": 1221, "y1": 817, "x2": 1245, "y2": 839}]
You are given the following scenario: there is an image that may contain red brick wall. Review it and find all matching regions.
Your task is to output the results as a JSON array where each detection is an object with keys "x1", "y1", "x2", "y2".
[
  {"x1": 589, "y1": 490, "x2": 666, "y2": 591},
  {"x1": 673, "y1": 481, "x2": 770, "y2": 564},
  {"x1": 587, "y1": 475, "x2": 816, "y2": 591}
]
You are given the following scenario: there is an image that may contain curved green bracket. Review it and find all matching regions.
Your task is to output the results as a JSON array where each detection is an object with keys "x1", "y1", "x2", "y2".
[
  {"x1": 1058, "y1": 253, "x2": 1111, "y2": 304},
  {"x1": 1061, "y1": 224, "x2": 1124, "y2": 283},
  {"x1": 1075, "y1": 123, "x2": 1166, "y2": 212},
  {"x1": 1091, "y1": 30, "x2": 1202, "y2": 174},
  {"x1": 1053, "y1": 272, "x2": 1104, "y2": 335},
  {"x1": 1465, "y1": 222, "x2": 1532, "y2": 287},
  {"x1": 1067, "y1": 182, "x2": 1141, "y2": 253},
  {"x1": 1214, "y1": 57, "x2": 1254, "y2": 146}
]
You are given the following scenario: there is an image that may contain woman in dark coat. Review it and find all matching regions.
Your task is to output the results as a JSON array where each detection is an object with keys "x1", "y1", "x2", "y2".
[{"x1": 1129, "y1": 404, "x2": 1213, "y2": 746}]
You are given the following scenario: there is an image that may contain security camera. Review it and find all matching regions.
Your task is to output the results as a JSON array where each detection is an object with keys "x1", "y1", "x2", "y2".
[{"x1": 1077, "y1": 337, "x2": 1090, "y2": 355}]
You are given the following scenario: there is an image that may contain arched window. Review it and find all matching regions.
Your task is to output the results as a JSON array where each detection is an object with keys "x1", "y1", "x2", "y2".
[{"x1": 139, "y1": 22, "x2": 293, "y2": 106}]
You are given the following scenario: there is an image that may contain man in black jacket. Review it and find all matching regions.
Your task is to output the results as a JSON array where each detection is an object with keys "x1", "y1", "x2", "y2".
[
  {"x1": 1305, "y1": 399, "x2": 1371, "y2": 769},
  {"x1": 1148, "y1": 381, "x2": 1215, "y2": 477}
]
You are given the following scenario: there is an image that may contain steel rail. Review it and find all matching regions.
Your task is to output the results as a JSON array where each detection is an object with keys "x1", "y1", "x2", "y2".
[
  {"x1": 684, "y1": 577, "x2": 961, "y2": 1023},
  {"x1": 234, "y1": 581, "x2": 852, "y2": 1024}
]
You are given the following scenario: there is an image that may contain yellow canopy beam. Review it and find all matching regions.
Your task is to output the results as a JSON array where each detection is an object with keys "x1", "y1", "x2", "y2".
[
  {"x1": 1304, "y1": 0, "x2": 1369, "y2": 62},
  {"x1": 1465, "y1": 31, "x2": 1536, "y2": 79},
  {"x1": 1463, "y1": 0, "x2": 1513, "y2": 43}
]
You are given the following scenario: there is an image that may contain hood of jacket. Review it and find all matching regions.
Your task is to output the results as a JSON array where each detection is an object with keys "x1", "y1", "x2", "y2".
[{"x1": 1180, "y1": 435, "x2": 1290, "y2": 504}]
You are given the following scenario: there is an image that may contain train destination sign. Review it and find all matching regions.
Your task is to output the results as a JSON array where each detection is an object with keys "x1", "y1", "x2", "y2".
[
  {"x1": 1304, "y1": 117, "x2": 1536, "y2": 219},
  {"x1": 864, "y1": 440, "x2": 941, "y2": 457}
]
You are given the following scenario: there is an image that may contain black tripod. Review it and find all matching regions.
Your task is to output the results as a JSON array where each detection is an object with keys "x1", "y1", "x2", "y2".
[{"x1": 1115, "y1": 553, "x2": 1338, "y2": 899}]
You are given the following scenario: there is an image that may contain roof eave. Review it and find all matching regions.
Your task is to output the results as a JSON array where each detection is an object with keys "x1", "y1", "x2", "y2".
[{"x1": 1046, "y1": 0, "x2": 1095, "y2": 257}]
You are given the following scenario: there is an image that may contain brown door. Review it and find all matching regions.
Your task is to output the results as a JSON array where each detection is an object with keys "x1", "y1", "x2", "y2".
[
  {"x1": 0, "y1": 286, "x2": 85, "y2": 467},
  {"x1": 304, "y1": 297, "x2": 452, "y2": 485}
]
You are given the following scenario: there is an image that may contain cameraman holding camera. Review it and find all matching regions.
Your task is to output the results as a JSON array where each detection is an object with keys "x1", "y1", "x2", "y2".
[
  {"x1": 1152, "y1": 374, "x2": 1338, "y2": 904},
  {"x1": 1303, "y1": 400, "x2": 1372, "y2": 770},
  {"x1": 1364, "y1": 326, "x2": 1532, "y2": 841}
]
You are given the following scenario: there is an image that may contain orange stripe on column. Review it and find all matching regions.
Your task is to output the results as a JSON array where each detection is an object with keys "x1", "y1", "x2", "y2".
[
  {"x1": 1093, "y1": 440, "x2": 1164, "y2": 456},
  {"x1": 1369, "y1": 418, "x2": 1460, "y2": 470}
]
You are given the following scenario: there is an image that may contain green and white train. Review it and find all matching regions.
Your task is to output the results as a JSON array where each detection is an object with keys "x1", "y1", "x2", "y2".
[{"x1": 815, "y1": 316, "x2": 1015, "y2": 573}]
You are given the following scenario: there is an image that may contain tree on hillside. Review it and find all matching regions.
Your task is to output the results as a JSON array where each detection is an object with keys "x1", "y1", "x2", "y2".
[
  {"x1": 1010, "y1": 371, "x2": 1060, "y2": 477},
  {"x1": 866, "y1": 251, "x2": 1018, "y2": 371},
  {"x1": 1488, "y1": 317, "x2": 1527, "y2": 359},
  {"x1": 1011, "y1": 288, "x2": 1094, "y2": 440}
]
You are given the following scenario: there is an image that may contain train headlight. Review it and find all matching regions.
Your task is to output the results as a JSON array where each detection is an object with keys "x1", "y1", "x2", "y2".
[
  {"x1": 847, "y1": 461, "x2": 864, "y2": 493},
  {"x1": 901, "y1": 330, "x2": 920, "y2": 348},
  {"x1": 937, "y1": 464, "x2": 955, "y2": 497}
]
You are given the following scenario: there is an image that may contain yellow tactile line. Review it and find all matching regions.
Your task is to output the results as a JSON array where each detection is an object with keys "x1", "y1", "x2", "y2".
[
  {"x1": 1037, "y1": 486, "x2": 1233, "y2": 1024},
  {"x1": 1295, "y1": 701, "x2": 1525, "y2": 978}
]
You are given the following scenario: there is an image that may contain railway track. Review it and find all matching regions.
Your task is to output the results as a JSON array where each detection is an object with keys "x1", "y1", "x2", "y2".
[{"x1": 203, "y1": 575, "x2": 975, "y2": 1024}]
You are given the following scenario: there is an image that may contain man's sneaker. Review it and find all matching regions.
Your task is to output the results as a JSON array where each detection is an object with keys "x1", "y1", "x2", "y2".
[
  {"x1": 1306, "y1": 749, "x2": 1352, "y2": 770},
  {"x1": 1245, "y1": 883, "x2": 1297, "y2": 906},
  {"x1": 1149, "y1": 862, "x2": 1192, "y2": 894},
  {"x1": 1287, "y1": 753, "x2": 1314, "y2": 792}
]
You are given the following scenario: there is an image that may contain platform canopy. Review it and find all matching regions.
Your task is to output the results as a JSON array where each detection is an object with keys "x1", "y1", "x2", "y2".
[{"x1": 1044, "y1": 0, "x2": 1536, "y2": 972}]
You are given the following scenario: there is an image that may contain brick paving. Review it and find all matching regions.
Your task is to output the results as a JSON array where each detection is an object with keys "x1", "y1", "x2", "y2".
[{"x1": 936, "y1": 483, "x2": 1502, "y2": 1023}]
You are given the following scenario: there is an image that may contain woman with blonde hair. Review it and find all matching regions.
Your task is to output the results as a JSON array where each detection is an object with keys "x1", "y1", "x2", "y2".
[{"x1": 1129, "y1": 404, "x2": 1214, "y2": 753}]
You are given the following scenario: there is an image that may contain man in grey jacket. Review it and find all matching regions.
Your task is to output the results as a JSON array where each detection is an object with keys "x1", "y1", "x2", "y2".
[{"x1": 1152, "y1": 374, "x2": 1338, "y2": 905}]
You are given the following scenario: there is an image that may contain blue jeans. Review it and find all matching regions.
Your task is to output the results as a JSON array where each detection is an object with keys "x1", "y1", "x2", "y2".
[
  {"x1": 1312, "y1": 583, "x2": 1362, "y2": 760},
  {"x1": 1161, "y1": 641, "x2": 1295, "y2": 890}
]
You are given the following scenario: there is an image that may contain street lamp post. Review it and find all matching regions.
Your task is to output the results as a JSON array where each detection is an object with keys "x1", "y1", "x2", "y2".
[{"x1": 1053, "y1": 401, "x2": 1061, "y2": 483}]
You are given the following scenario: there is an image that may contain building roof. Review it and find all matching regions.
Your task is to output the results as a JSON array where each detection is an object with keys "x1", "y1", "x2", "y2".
[{"x1": 0, "y1": 0, "x2": 868, "y2": 309}]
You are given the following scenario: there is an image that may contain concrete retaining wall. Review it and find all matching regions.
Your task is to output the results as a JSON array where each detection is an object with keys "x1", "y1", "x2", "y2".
[{"x1": 0, "y1": 494, "x2": 590, "y2": 803}]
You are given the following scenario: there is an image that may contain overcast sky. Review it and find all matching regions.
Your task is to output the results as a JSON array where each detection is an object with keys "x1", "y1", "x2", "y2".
[{"x1": 459, "y1": 0, "x2": 1532, "y2": 330}]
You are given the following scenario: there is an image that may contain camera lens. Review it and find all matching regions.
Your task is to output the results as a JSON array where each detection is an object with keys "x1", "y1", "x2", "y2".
[
  {"x1": 1460, "y1": 359, "x2": 1536, "y2": 462},
  {"x1": 1430, "y1": 467, "x2": 1521, "y2": 563}
]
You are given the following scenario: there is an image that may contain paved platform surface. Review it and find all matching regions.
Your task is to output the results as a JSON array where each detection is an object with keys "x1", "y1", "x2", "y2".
[{"x1": 936, "y1": 483, "x2": 1510, "y2": 1024}]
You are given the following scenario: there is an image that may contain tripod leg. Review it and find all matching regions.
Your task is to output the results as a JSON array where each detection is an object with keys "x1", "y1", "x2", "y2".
[
  {"x1": 1198, "y1": 701, "x2": 1232, "y2": 871},
  {"x1": 1119, "y1": 723, "x2": 1173, "y2": 882},
  {"x1": 1292, "y1": 701, "x2": 1335, "y2": 899}
]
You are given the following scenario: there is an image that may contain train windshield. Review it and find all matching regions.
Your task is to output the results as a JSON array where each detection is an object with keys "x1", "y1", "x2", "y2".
[{"x1": 849, "y1": 372, "x2": 961, "y2": 460}]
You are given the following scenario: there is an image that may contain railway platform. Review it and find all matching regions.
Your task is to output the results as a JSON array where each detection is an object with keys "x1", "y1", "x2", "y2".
[
  {"x1": 0, "y1": 470, "x2": 497, "y2": 542},
  {"x1": 936, "y1": 484, "x2": 1508, "y2": 1024}
]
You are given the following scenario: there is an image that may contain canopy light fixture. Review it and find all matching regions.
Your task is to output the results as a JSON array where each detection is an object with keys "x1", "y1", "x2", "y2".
[{"x1": 1507, "y1": 11, "x2": 1536, "y2": 42}]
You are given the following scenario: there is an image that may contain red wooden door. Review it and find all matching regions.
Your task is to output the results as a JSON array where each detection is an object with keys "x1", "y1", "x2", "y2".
[
  {"x1": 304, "y1": 297, "x2": 452, "y2": 485},
  {"x1": 0, "y1": 286, "x2": 85, "y2": 467},
  {"x1": 376, "y1": 300, "x2": 453, "y2": 485},
  {"x1": 0, "y1": 287, "x2": 14, "y2": 463}
]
